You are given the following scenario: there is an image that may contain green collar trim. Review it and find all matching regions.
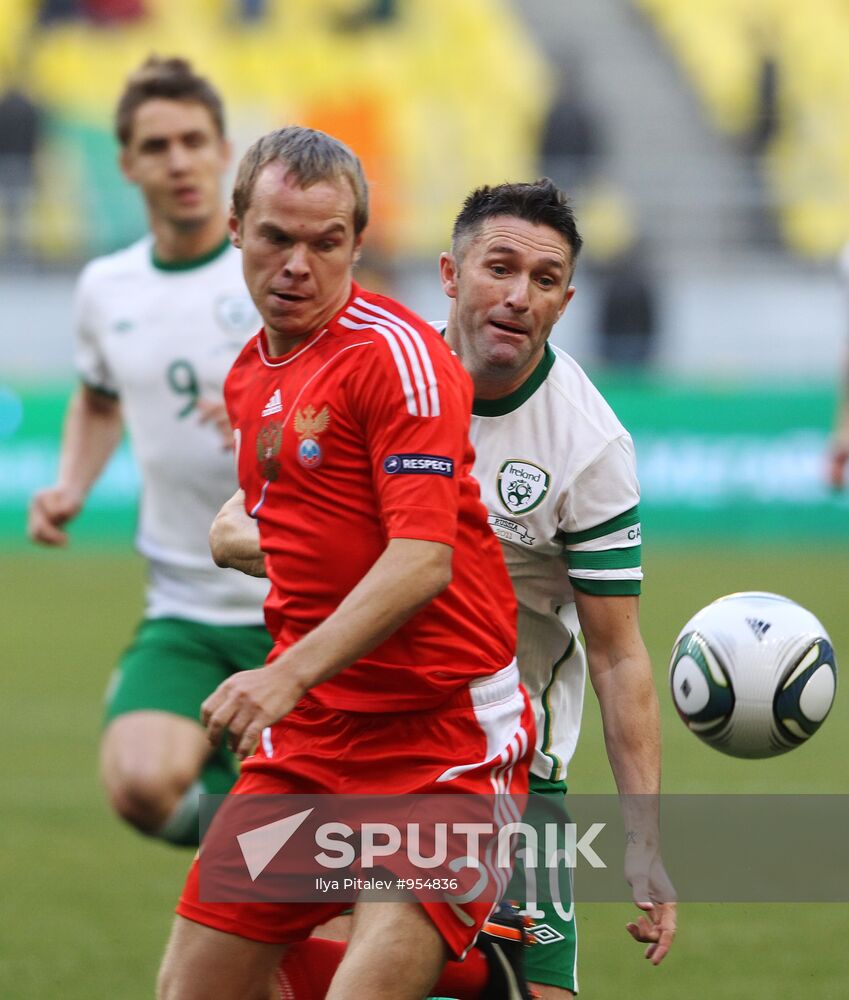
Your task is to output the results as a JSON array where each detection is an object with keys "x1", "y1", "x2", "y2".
[
  {"x1": 472, "y1": 343, "x2": 556, "y2": 416},
  {"x1": 151, "y1": 235, "x2": 231, "y2": 272}
]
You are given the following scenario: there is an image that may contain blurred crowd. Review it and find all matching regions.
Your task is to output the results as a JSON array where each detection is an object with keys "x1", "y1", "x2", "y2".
[{"x1": 4, "y1": 0, "x2": 849, "y2": 371}]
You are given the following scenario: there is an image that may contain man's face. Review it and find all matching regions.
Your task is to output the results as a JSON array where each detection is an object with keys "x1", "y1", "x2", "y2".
[
  {"x1": 120, "y1": 98, "x2": 229, "y2": 231},
  {"x1": 230, "y1": 162, "x2": 362, "y2": 347},
  {"x1": 440, "y1": 215, "x2": 575, "y2": 392}
]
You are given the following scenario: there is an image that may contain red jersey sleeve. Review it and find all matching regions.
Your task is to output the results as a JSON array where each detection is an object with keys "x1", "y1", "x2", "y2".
[{"x1": 342, "y1": 309, "x2": 474, "y2": 548}]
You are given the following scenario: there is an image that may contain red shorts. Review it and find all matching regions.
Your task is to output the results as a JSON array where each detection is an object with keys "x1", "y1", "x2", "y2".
[{"x1": 177, "y1": 661, "x2": 533, "y2": 957}]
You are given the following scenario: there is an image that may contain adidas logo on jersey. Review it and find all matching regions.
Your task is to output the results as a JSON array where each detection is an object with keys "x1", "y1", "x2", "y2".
[
  {"x1": 746, "y1": 616, "x2": 771, "y2": 640},
  {"x1": 262, "y1": 389, "x2": 283, "y2": 417}
]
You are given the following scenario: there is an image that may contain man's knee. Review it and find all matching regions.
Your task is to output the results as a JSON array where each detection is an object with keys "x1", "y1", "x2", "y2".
[
  {"x1": 531, "y1": 985, "x2": 575, "y2": 1000},
  {"x1": 105, "y1": 764, "x2": 190, "y2": 832},
  {"x1": 101, "y1": 718, "x2": 202, "y2": 834}
]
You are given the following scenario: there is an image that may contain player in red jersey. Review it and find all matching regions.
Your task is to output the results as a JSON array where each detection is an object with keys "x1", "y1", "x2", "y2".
[{"x1": 157, "y1": 127, "x2": 534, "y2": 1000}]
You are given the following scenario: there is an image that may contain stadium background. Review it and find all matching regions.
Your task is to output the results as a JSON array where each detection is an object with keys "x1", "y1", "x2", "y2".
[{"x1": 1, "y1": 1, "x2": 848, "y2": 997}]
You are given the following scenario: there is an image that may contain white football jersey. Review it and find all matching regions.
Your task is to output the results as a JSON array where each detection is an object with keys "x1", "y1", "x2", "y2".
[
  {"x1": 74, "y1": 235, "x2": 269, "y2": 624},
  {"x1": 465, "y1": 341, "x2": 642, "y2": 781}
]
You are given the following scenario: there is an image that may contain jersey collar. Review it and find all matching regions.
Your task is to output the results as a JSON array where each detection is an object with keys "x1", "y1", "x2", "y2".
[
  {"x1": 472, "y1": 343, "x2": 556, "y2": 417},
  {"x1": 151, "y1": 235, "x2": 231, "y2": 272},
  {"x1": 256, "y1": 281, "x2": 360, "y2": 366}
]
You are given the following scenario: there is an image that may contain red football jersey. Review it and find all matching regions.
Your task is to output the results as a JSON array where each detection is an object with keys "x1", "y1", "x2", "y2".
[{"x1": 225, "y1": 282, "x2": 517, "y2": 711}]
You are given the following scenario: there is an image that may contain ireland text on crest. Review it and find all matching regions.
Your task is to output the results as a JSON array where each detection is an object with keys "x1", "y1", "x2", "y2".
[{"x1": 497, "y1": 459, "x2": 550, "y2": 515}]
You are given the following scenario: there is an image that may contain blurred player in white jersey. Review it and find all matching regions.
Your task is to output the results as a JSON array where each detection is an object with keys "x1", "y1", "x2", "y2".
[
  {"x1": 438, "y1": 179, "x2": 676, "y2": 997},
  {"x1": 27, "y1": 57, "x2": 270, "y2": 846}
]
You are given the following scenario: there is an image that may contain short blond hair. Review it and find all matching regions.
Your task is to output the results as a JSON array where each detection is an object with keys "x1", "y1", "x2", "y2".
[{"x1": 232, "y1": 126, "x2": 369, "y2": 235}]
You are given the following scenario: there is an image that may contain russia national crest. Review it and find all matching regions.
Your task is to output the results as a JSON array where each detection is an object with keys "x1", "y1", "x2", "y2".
[
  {"x1": 256, "y1": 421, "x2": 283, "y2": 481},
  {"x1": 497, "y1": 459, "x2": 550, "y2": 515},
  {"x1": 298, "y1": 438, "x2": 322, "y2": 468},
  {"x1": 294, "y1": 404, "x2": 330, "y2": 469}
]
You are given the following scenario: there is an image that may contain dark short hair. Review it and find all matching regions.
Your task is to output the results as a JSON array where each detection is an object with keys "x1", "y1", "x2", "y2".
[
  {"x1": 451, "y1": 178, "x2": 583, "y2": 265},
  {"x1": 115, "y1": 55, "x2": 225, "y2": 146},
  {"x1": 232, "y1": 125, "x2": 369, "y2": 236}
]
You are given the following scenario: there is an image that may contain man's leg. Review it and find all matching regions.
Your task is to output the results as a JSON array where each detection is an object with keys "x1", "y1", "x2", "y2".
[
  {"x1": 158, "y1": 915, "x2": 285, "y2": 1000},
  {"x1": 534, "y1": 985, "x2": 574, "y2": 999},
  {"x1": 101, "y1": 710, "x2": 214, "y2": 839},
  {"x1": 325, "y1": 899, "x2": 448, "y2": 1000},
  {"x1": 101, "y1": 617, "x2": 270, "y2": 844},
  {"x1": 280, "y1": 904, "x2": 535, "y2": 1000}
]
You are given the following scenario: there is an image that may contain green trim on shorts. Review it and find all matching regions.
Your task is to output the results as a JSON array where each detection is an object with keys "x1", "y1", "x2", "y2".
[{"x1": 538, "y1": 637, "x2": 577, "y2": 782}]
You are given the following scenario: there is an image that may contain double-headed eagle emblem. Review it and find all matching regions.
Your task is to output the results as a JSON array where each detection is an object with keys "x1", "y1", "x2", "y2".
[
  {"x1": 294, "y1": 404, "x2": 330, "y2": 440},
  {"x1": 256, "y1": 421, "x2": 283, "y2": 481},
  {"x1": 294, "y1": 404, "x2": 330, "y2": 469}
]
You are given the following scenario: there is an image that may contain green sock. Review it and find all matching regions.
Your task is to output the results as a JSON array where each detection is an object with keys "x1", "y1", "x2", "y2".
[{"x1": 156, "y1": 752, "x2": 238, "y2": 846}]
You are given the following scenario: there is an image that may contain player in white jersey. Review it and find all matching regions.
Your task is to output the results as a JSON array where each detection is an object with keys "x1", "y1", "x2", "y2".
[
  {"x1": 438, "y1": 179, "x2": 676, "y2": 997},
  {"x1": 27, "y1": 57, "x2": 270, "y2": 846}
]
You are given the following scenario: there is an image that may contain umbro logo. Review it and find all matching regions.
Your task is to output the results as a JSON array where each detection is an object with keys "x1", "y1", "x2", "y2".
[
  {"x1": 527, "y1": 923, "x2": 566, "y2": 945},
  {"x1": 262, "y1": 389, "x2": 282, "y2": 417},
  {"x1": 746, "y1": 617, "x2": 771, "y2": 640}
]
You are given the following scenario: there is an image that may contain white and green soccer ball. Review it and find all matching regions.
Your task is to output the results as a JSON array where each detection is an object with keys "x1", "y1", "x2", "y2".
[{"x1": 669, "y1": 592, "x2": 837, "y2": 759}]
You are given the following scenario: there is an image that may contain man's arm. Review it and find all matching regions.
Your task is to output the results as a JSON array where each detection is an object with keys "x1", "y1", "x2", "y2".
[
  {"x1": 202, "y1": 537, "x2": 453, "y2": 758},
  {"x1": 28, "y1": 385, "x2": 123, "y2": 546},
  {"x1": 828, "y1": 356, "x2": 849, "y2": 488},
  {"x1": 209, "y1": 490, "x2": 266, "y2": 577},
  {"x1": 574, "y1": 590, "x2": 677, "y2": 965}
]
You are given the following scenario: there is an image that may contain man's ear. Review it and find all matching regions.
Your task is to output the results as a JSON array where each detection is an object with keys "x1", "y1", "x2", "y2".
[
  {"x1": 439, "y1": 252, "x2": 459, "y2": 299},
  {"x1": 353, "y1": 232, "x2": 364, "y2": 264},
  {"x1": 228, "y1": 208, "x2": 242, "y2": 248},
  {"x1": 557, "y1": 285, "x2": 576, "y2": 321}
]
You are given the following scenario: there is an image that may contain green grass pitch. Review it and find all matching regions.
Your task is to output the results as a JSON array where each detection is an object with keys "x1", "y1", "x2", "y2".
[{"x1": 2, "y1": 545, "x2": 847, "y2": 998}]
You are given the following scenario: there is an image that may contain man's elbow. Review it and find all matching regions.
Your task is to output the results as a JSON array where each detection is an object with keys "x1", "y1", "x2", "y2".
[
  {"x1": 209, "y1": 520, "x2": 232, "y2": 569},
  {"x1": 422, "y1": 550, "x2": 453, "y2": 601}
]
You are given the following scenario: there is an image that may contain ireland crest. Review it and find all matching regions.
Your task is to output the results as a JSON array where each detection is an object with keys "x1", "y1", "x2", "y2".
[
  {"x1": 256, "y1": 421, "x2": 283, "y2": 481},
  {"x1": 497, "y1": 459, "x2": 550, "y2": 515}
]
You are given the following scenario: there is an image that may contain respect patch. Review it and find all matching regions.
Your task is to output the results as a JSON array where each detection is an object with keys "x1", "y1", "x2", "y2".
[{"x1": 383, "y1": 454, "x2": 454, "y2": 477}]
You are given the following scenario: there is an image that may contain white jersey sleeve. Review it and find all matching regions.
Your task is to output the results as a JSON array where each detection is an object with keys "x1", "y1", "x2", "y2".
[
  {"x1": 74, "y1": 258, "x2": 121, "y2": 397},
  {"x1": 560, "y1": 434, "x2": 642, "y2": 595}
]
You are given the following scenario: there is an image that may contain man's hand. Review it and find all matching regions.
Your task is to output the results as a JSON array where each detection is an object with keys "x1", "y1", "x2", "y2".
[
  {"x1": 626, "y1": 899, "x2": 677, "y2": 966},
  {"x1": 28, "y1": 485, "x2": 83, "y2": 546},
  {"x1": 209, "y1": 489, "x2": 266, "y2": 577},
  {"x1": 202, "y1": 538, "x2": 452, "y2": 760},
  {"x1": 201, "y1": 661, "x2": 305, "y2": 760},
  {"x1": 625, "y1": 842, "x2": 677, "y2": 965},
  {"x1": 197, "y1": 398, "x2": 234, "y2": 450}
]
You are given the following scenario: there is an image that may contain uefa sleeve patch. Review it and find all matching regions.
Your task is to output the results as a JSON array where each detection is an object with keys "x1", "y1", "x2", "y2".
[{"x1": 383, "y1": 454, "x2": 454, "y2": 477}]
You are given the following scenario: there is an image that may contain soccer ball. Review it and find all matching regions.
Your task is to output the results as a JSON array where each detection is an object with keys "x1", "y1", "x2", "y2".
[{"x1": 668, "y1": 592, "x2": 837, "y2": 758}]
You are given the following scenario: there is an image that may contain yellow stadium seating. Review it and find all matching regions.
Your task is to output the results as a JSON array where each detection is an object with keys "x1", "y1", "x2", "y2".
[
  {"x1": 635, "y1": 0, "x2": 849, "y2": 257},
  {"x1": 16, "y1": 0, "x2": 550, "y2": 257}
]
